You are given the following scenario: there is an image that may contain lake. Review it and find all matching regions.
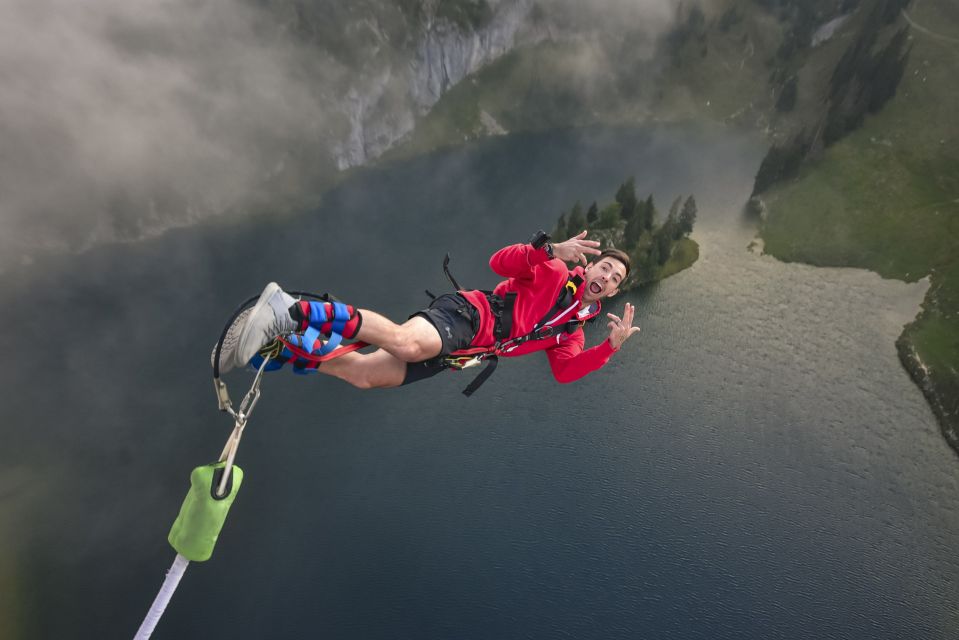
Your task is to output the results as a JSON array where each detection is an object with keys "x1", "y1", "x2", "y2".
[{"x1": 0, "y1": 124, "x2": 955, "y2": 639}]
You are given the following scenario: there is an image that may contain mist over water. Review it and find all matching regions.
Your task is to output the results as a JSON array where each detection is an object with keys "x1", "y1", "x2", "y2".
[
  {"x1": 0, "y1": 0, "x2": 356, "y2": 267},
  {"x1": 1, "y1": 124, "x2": 955, "y2": 639},
  {"x1": 0, "y1": 0, "x2": 683, "y2": 273}
]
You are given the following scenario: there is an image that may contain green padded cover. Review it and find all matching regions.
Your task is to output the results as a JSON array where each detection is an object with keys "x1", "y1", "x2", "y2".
[{"x1": 168, "y1": 462, "x2": 244, "y2": 562}]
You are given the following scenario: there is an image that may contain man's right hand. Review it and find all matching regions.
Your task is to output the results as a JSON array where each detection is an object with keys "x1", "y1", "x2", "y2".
[{"x1": 551, "y1": 230, "x2": 602, "y2": 265}]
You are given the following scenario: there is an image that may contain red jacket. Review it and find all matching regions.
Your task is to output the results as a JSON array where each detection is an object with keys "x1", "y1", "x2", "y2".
[{"x1": 459, "y1": 243, "x2": 617, "y2": 383}]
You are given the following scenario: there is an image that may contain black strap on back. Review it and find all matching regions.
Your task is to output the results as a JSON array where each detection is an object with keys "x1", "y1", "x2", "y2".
[
  {"x1": 461, "y1": 356, "x2": 498, "y2": 397},
  {"x1": 497, "y1": 292, "x2": 517, "y2": 340},
  {"x1": 434, "y1": 254, "x2": 587, "y2": 397},
  {"x1": 443, "y1": 253, "x2": 462, "y2": 291},
  {"x1": 461, "y1": 274, "x2": 587, "y2": 396},
  {"x1": 528, "y1": 274, "x2": 584, "y2": 337}
]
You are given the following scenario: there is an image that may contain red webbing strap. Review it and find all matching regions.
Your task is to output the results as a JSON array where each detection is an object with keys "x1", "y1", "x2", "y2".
[{"x1": 278, "y1": 338, "x2": 370, "y2": 363}]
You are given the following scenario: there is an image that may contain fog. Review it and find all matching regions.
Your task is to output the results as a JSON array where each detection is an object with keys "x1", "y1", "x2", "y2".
[
  {"x1": 0, "y1": 0, "x2": 685, "y2": 272},
  {"x1": 0, "y1": 0, "x2": 349, "y2": 269}
]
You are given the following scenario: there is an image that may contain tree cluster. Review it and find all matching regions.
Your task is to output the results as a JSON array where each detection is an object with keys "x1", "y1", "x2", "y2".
[
  {"x1": 824, "y1": 19, "x2": 911, "y2": 145},
  {"x1": 752, "y1": 129, "x2": 811, "y2": 195},
  {"x1": 753, "y1": 0, "x2": 856, "y2": 60},
  {"x1": 552, "y1": 178, "x2": 698, "y2": 286},
  {"x1": 751, "y1": 0, "x2": 912, "y2": 195}
]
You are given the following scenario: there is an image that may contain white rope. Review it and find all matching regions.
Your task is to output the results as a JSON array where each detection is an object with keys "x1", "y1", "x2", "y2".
[
  {"x1": 134, "y1": 554, "x2": 190, "y2": 640},
  {"x1": 133, "y1": 355, "x2": 270, "y2": 637}
]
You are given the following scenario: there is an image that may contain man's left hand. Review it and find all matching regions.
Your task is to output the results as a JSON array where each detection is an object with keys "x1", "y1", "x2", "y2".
[{"x1": 607, "y1": 302, "x2": 641, "y2": 351}]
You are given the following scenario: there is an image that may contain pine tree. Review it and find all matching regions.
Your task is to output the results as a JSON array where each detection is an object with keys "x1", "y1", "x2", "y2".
[
  {"x1": 570, "y1": 201, "x2": 584, "y2": 228},
  {"x1": 753, "y1": 145, "x2": 786, "y2": 195},
  {"x1": 553, "y1": 213, "x2": 567, "y2": 240},
  {"x1": 654, "y1": 226, "x2": 672, "y2": 265},
  {"x1": 752, "y1": 131, "x2": 809, "y2": 194},
  {"x1": 866, "y1": 26, "x2": 911, "y2": 114},
  {"x1": 598, "y1": 203, "x2": 622, "y2": 228},
  {"x1": 668, "y1": 196, "x2": 682, "y2": 221},
  {"x1": 664, "y1": 197, "x2": 682, "y2": 244},
  {"x1": 586, "y1": 201, "x2": 599, "y2": 225},
  {"x1": 642, "y1": 194, "x2": 656, "y2": 230},
  {"x1": 631, "y1": 246, "x2": 653, "y2": 283},
  {"x1": 624, "y1": 211, "x2": 643, "y2": 248},
  {"x1": 568, "y1": 205, "x2": 586, "y2": 235},
  {"x1": 615, "y1": 177, "x2": 638, "y2": 220}
]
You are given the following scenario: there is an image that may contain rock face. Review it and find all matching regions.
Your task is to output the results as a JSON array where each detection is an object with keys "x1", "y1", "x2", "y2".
[{"x1": 333, "y1": 0, "x2": 538, "y2": 169}]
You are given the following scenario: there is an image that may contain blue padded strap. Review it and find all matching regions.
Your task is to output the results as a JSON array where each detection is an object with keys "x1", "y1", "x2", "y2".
[
  {"x1": 318, "y1": 331, "x2": 343, "y2": 355},
  {"x1": 330, "y1": 301, "x2": 350, "y2": 335},
  {"x1": 307, "y1": 301, "x2": 329, "y2": 329},
  {"x1": 301, "y1": 326, "x2": 322, "y2": 353}
]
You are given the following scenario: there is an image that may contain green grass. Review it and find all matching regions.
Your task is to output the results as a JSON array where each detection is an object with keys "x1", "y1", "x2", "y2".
[
  {"x1": 760, "y1": 0, "x2": 959, "y2": 443},
  {"x1": 387, "y1": 3, "x2": 785, "y2": 163},
  {"x1": 652, "y1": 0, "x2": 784, "y2": 123},
  {"x1": 381, "y1": 41, "x2": 620, "y2": 163},
  {"x1": 375, "y1": 0, "x2": 958, "y2": 438},
  {"x1": 761, "y1": 136, "x2": 958, "y2": 279},
  {"x1": 655, "y1": 237, "x2": 700, "y2": 282}
]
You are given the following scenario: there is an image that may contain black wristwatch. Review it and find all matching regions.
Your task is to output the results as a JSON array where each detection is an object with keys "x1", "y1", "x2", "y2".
[{"x1": 529, "y1": 229, "x2": 553, "y2": 257}]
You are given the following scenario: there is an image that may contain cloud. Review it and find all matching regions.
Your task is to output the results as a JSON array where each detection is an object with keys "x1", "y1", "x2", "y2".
[
  {"x1": 0, "y1": 0, "x2": 345, "y2": 269},
  {"x1": 536, "y1": 0, "x2": 677, "y2": 37},
  {"x1": 0, "y1": 0, "x2": 690, "y2": 271}
]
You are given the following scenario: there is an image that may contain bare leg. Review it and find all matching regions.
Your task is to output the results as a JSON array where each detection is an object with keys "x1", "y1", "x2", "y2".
[
  {"x1": 317, "y1": 348, "x2": 408, "y2": 389},
  {"x1": 286, "y1": 307, "x2": 442, "y2": 389},
  {"x1": 353, "y1": 310, "x2": 443, "y2": 363}
]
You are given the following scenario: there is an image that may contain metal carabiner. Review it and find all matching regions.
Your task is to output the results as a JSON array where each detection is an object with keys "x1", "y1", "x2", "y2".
[{"x1": 214, "y1": 355, "x2": 272, "y2": 498}]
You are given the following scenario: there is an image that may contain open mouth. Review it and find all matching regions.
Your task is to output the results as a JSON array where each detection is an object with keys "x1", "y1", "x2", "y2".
[{"x1": 589, "y1": 282, "x2": 603, "y2": 295}]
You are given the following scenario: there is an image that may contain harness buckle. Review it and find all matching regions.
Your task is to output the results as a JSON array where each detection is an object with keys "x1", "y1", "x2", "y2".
[
  {"x1": 445, "y1": 355, "x2": 485, "y2": 370},
  {"x1": 258, "y1": 338, "x2": 284, "y2": 360},
  {"x1": 535, "y1": 325, "x2": 556, "y2": 339}
]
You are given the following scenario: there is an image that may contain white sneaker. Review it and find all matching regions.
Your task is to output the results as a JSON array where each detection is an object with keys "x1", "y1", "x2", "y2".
[{"x1": 216, "y1": 283, "x2": 297, "y2": 373}]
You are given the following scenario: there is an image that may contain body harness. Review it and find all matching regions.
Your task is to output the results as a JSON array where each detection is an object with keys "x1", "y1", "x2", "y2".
[
  {"x1": 214, "y1": 259, "x2": 597, "y2": 400},
  {"x1": 226, "y1": 259, "x2": 598, "y2": 396},
  {"x1": 431, "y1": 255, "x2": 598, "y2": 396}
]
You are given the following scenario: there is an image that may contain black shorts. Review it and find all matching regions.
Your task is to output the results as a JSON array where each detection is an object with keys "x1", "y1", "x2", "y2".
[{"x1": 402, "y1": 293, "x2": 478, "y2": 386}]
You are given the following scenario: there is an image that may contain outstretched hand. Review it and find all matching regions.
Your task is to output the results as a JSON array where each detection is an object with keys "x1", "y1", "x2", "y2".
[
  {"x1": 552, "y1": 230, "x2": 601, "y2": 265},
  {"x1": 607, "y1": 302, "x2": 641, "y2": 351}
]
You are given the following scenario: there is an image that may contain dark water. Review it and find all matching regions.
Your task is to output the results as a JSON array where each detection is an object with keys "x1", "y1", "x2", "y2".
[{"x1": 1, "y1": 125, "x2": 956, "y2": 640}]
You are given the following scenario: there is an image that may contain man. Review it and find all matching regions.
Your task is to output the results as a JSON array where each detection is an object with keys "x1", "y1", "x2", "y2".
[{"x1": 216, "y1": 230, "x2": 640, "y2": 391}]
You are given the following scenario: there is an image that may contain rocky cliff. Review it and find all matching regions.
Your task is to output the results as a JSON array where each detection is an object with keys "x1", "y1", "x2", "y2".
[{"x1": 332, "y1": 0, "x2": 540, "y2": 169}]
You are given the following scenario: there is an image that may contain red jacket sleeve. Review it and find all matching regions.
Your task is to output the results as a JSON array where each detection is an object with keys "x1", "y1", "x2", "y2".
[
  {"x1": 489, "y1": 243, "x2": 552, "y2": 280},
  {"x1": 545, "y1": 330, "x2": 617, "y2": 384}
]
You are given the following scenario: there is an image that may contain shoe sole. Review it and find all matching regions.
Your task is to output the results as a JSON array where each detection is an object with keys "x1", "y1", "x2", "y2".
[
  {"x1": 212, "y1": 307, "x2": 253, "y2": 372},
  {"x1": 234, "y1": 282, "x2": 283, "y2": 369}
]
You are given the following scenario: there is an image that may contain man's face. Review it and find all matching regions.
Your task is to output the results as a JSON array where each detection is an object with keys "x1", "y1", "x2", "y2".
[{"x1": 582, "y1": 257, "x2": 626, "y2": 302}]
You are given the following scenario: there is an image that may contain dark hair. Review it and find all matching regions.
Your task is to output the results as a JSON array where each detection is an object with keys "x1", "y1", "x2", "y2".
[{"x1": 598, "y1": 248, "x2": 630, "y2": 280}]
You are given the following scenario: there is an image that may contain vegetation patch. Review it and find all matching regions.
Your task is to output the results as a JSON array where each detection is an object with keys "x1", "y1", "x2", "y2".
[
  {"x1": 550, "y1": 178, "x2": 699, "y2": 290},
  {"x1": 375, "y1": 0, "x2": 958, "y2": 450},
  {"x1": 759, "y1": 0, "x2": 959, "y2": 449}
]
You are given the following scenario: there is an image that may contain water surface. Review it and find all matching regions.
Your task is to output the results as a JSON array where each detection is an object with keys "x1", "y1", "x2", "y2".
[{"x1": 0, "y1": 124, "x2": 954, "y2": 639}]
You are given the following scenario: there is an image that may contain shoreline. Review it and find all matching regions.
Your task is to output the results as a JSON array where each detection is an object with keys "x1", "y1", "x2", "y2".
[
  {"x1": 897, "y1": 323, "x2": 959, "y2": 455},
  {"x1": 758, "y1": 218, "x2": 959, "y2": 458}
]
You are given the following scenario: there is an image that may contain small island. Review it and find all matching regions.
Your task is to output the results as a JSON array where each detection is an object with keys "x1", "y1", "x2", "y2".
[{"x1": 551, "y1": 177, "x2": 699, "y2": 290}]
